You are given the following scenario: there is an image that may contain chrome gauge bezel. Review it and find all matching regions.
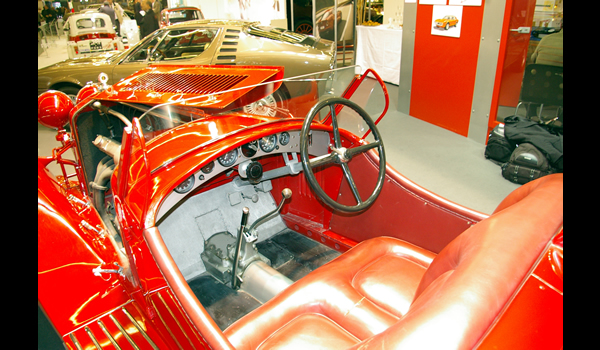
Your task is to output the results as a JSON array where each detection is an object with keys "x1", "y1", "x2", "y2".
[
  {"x1": 174, "y1": 174, "x2": 195, "y2": 194},
  {"x1": 279, "y1": 131, "x2": 290, "y2": 146},
  {"x1": 259, "y1": 134, "x2": 277, "y2": 153},
  {"x1": 242, "y1": 140, "x2": 259, "y2": 158},
  {"x1": 218, "y1": 148, "x2": 239, "y2": 167},
  {"x1": 201, "y1": 160, "x2": 215, "y2": 174}
]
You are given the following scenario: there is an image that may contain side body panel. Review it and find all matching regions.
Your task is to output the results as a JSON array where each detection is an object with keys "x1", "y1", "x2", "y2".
[
  {"x1": 38, "y1": 161, "x2": 130, "y2": 337},
  {"x1": 477, "y1": 231, "x2": 563, "y2": 349}
]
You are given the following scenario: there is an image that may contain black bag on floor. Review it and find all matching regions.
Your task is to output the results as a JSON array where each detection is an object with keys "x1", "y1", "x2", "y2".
[
  {"x1": 485, "y1": 124, "x2": 514, "y2": 164},
  {"x1": 501, "y1": 143, "x2": 554, "y2": 184},
  {"x1": 503, "y1": 116, "x2": 563, "y2": 172}
]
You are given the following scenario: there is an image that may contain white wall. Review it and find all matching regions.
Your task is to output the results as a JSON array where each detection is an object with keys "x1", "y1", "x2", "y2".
[
  {"x1": 382, "y1": 0, "x2": 404, "y2": 27},
  {"x1": 184, "y1": 0, "x2": 286, "y2": 26},
  {"x1": 185, "y1": 0, "x2": 226, "y2": 18}
]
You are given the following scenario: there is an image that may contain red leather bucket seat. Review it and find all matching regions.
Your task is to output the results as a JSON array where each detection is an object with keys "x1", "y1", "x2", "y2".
[{"x1": 224, "y1": 174, "x2": 563, "y2": 349}]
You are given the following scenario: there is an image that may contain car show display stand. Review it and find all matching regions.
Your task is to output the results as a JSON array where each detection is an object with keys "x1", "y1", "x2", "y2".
[{"x1": 355, "y1": 25, "x2": 403, "y2": 85}]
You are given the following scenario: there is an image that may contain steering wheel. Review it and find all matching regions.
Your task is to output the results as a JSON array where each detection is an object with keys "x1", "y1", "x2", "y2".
[
  {"x1": 300, "y1": 97, "x2": 386, "y2": 213},
  {"x1": 148, "y1": 46, "x2": 166, "y2": 61}
]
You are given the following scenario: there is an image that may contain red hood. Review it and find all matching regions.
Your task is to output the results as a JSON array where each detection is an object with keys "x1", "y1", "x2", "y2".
[{"x1": 92, "y1": 64, "x2": 284, "y2": 111}]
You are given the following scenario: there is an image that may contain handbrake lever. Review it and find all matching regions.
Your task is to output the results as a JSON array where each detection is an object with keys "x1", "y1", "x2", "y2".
[{"x1": 231, "y1": 189, "x2": 292, "y2": 289}]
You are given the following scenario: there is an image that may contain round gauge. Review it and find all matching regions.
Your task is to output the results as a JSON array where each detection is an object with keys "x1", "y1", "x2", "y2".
[
  {"x1": 174, "y1": 174, "x2": 195, "y2": 194},
  {"x1": 279, "y1": 132, "x2": 290, "y2": 146},
  {"x1": 242, "y1": 140, "x2": 259, "y2": 158},
  {"x1": 218, "y1": 148, "x2": 239, "y2": 167},
  {"x1": 259, "y1": 135, "x2": 277, "y2": 153},
  {"x1": 201, "y1": 161, "x2": 215, "y2": 174}
]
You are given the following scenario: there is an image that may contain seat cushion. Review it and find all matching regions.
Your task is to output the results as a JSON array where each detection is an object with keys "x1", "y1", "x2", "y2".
[
  {"x1": 257, "y1": 313, "x2": 360, "y2": 350},
  {"x1": 353, "y1": 253, "x2": 426, "y2": 317},
  {"x1": 224, "y1": 237, "x2": 435, "y2": 350}
]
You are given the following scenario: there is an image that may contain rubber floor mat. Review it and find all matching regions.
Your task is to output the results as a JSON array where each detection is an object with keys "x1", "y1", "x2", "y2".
[
  {"x1": 257, "y1": 230, "x2": 341, "y2": 281},
  {"x1": 187, "y1": 274, "x2": 261, "y2": 330}
]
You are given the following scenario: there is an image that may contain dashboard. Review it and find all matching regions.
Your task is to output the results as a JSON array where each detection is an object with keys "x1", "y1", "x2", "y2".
[{"x1": 155, "y1": 129, "x2": 331, "y2": 223}]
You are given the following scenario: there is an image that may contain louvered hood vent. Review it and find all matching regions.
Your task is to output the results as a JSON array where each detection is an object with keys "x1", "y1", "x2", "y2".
[
  {"x1": 103, "y1": 65, "x2": 285, "y2": 109},
  {"x1": 125, "y1": 72, "x2": 248, "y2": 95}
]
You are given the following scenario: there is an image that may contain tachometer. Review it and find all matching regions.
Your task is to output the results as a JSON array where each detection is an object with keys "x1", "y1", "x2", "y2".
[
  {"x1": 259, "y1": 135, "x2": 277, "y2": 153},
  {"x1": 218, "y1": 148, "x2": 239, "y2": 167}
]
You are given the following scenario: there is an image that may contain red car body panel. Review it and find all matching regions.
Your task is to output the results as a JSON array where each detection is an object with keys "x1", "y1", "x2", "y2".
[{"x1": 38, "y1": 65, "x2": 562, "y2": 349}]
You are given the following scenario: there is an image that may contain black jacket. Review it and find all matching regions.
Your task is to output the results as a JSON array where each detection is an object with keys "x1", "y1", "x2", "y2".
[{"x1": 140, "y1": 9, "x2": 159, "y2": 39}]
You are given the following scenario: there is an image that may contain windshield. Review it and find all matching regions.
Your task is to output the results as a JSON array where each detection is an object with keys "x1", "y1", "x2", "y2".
[
  {"x1": 106, "y1": 29, "x2": 167, "y2": 64},
  {"x1": 134, "y1": 65, "x2": 388, "y2": 144}
]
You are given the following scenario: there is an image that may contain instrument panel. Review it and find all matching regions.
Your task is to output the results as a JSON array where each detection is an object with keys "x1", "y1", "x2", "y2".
[{"x1": 156, "y1": 130, "x2": 329, "y2": 222}]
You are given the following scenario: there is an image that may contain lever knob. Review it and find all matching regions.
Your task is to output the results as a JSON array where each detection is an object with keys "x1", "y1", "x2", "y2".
[{"x1": 282, "y1": 188, "x2": 292, "y2": 199}]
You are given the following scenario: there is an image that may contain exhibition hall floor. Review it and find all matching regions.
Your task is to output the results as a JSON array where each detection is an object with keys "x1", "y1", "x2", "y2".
[{"x1": 37, "y1": 35, "x2": 520, "y2": 215}]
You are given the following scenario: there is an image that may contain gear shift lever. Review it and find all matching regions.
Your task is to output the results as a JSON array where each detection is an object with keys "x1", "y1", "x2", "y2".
[
  {"x1": 231, "y1": 189, "x2": 292, "y2": 289},
  {"x1": 246, "y1": 188, "x2": 292, "y2": 235}
]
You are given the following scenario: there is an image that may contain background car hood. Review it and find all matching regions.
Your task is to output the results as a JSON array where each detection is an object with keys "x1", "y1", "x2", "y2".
[{"x1": 40, "y1": 51, "x2": 118, "y2": 70}]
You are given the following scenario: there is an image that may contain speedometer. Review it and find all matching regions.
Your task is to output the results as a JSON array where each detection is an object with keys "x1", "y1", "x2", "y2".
[
  {"x1": 259, "y1": 135, "x2": 277, "y2": 153},
  {"x1": 218, "y1": 148, "x2": 239, "y2": 167}
]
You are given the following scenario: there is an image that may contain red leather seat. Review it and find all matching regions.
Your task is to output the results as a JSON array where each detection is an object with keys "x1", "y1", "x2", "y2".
[{"x1": 224, "y1": 174, "x2": 563, "y2": 349}]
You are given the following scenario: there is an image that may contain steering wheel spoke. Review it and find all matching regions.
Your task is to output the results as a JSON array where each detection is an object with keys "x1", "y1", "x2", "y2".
[
  {"x1": 341, "y1": 163, "x2": 363, "y2": 205},
  {"x1": 300, "y1": 96, "x2": 386, "y2": 213},
  {"x1": 345, "y1": 141, "x2": 381, "y2": 158},
  {"x1": 308, "y1": 152, "x2": 337, "y2": 169},
  {"x1": 329, "y1": 104, "x2": 343, "y2": 149}
]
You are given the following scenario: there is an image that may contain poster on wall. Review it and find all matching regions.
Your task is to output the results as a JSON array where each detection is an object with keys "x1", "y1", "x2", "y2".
[
  {"x1": 431, "y1": 5, "x2": 463, "y2": 38},
  {"x1": 448, "y1": 0, "x2": 482, "y2": 6}
]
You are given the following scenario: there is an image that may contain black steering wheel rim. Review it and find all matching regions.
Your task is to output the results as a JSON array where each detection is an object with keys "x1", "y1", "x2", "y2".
[{"x1": 299, "y1": 96, "x2": 386, "y2": 213}]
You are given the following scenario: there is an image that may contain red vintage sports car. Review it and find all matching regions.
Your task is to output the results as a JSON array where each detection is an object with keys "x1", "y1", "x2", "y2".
[{"x1": 38, "y1": 64, "x2": 563, "y2": 349}]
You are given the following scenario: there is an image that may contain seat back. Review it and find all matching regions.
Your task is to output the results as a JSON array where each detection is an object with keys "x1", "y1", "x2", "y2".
[{"x1": 348, "y1": 174, "x2": 563, "y2": 349}]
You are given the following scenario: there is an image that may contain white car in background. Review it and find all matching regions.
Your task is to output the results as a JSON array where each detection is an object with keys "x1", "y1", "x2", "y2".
[
  {"x1": 78, "y1": 7, "x2": 140, "y2": 49},
  {"x1": 63, "y1": 12, "x2": 124, "y2": 59}
]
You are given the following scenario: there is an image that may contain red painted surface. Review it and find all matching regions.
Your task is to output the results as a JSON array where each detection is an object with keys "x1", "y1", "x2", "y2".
[
  {"x1": 38, "y1": 91, "x2": 74, "y2": 129},
  {"x1": 409, "y1": 4, "x2": 485, "y2": 137},
  {"x1": 38, "y1": 161, "x2": 131, "y2": 336},
  {"x1": 477, "y1": 232, "x2": 563, "y2": 349},
  {"x1": 39, "y1": 65, "x2": 563, "y2": 349}
]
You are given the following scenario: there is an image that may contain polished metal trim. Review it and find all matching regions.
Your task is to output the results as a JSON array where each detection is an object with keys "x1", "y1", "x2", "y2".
[
  {"x1": 85, "y1": 326, "x2": 103, "y2": 349},
  {"x1": 109, "y1": 313, "x2": 140, "y2": 350},
  {"x1": 163, "y1": 287, "x2": 207, "y2": 347},
  {"x1": 69, "y1": 333, "x2": 83, "y2": 350},
  {"x1": 149, "y1": 294, "x2": 185, "y2": 350},
  {"x1": 156, "y1": 291, "x2": 197, "y2": 349},
  {"x1": 97, "y1": 319, "x2": 122, "y2": 350},
  {"x1": 532, "y1": 273, "x2": 563, "y2": 296},
  {"x1": 122, "y1": 307, "x2": 160, "y2": 350}
]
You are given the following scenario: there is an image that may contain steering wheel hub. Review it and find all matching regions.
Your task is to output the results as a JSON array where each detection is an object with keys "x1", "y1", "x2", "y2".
[{"x1": 330, "y1": 146, "x2": 350, "y2": 163}]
